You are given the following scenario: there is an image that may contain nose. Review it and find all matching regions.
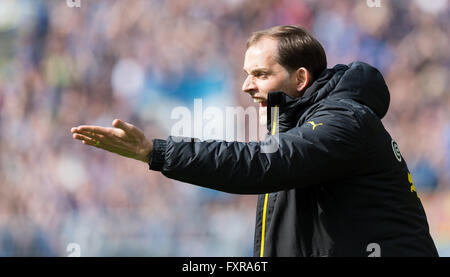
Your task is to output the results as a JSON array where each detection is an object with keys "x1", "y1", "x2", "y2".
[{"x1": 242, "y1": 75, "x2": 257, "y2": 94}]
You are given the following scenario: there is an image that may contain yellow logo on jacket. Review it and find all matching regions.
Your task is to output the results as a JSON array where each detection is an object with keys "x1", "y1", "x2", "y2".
[
  {"x1": 408, "y1": 172, "x2": 419, "y2": 198},
  {"x1": 307, "y1": 121, "x2": 323, "y2": 130}
]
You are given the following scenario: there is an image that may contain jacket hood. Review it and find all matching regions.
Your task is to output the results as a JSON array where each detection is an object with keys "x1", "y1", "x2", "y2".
[{"x1": 266, "y1": 61, "x2": 390, "y2": 132}]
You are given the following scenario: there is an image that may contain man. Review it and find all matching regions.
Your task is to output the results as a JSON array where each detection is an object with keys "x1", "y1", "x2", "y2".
[{"x1": 71, "y1": 25, "x2": 438, "y2": 257}]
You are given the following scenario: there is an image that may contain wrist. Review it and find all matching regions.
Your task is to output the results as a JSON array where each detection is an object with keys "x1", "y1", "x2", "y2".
[{"x1": 139, "y1": 140, "x2": 153, "y2": 163}]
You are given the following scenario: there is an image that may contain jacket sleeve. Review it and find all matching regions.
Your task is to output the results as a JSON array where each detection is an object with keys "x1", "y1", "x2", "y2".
[{"x1": 149, "y1": 106, "x2": 364, "y2": 194}]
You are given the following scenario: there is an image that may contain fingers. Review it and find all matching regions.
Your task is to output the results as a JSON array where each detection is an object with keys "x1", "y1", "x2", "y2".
[
  {"x1": 72, "y1": 128, "x2": 125, "y2": 151},
  {"x1": 70, "y1": 120, "x2": 148, "y2": 162},
  {"x1": 71, "y1": 120, "x2": 132, "y2": 138},
  {"x1": 71, "y1": 128, "x2": 134, "y2": 158},
  {"x1": 73, "y1": 129, "x2": 104, "y2": 138},
  {"x1": 72, "y1": 132, "x2": 101, "y2": 146},
  {"x1": 71, "y1": 125, "x2": 112, "y2": 135},
  {"x1": 73, "y1": 132, "x2": 96, "y2": 141},
  {"x1": 70, "y1": 119, "x2": 135, "y2": 148},
  {"x1": 112, "y1": 119, "x2": 134, "y2": 132}
]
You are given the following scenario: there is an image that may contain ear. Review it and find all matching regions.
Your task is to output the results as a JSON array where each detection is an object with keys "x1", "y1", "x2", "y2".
[{"x1": 295, "y1": 67, "x2": 311, "y2": 92}]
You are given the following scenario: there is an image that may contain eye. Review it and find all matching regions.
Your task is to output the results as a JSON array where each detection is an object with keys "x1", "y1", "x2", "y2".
[{"x1": 255, "y1": 72, "x2": 268, "y2": 79}]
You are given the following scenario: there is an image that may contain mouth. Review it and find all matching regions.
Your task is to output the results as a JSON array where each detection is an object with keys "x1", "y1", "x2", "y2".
[{"x1": 252, "y1": 98, "x2": 267, "y2": 107}]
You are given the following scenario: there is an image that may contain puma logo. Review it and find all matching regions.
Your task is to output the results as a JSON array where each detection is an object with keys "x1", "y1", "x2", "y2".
[{"x1": 307, "y1": 121, "x2": 323, "y2": 130}]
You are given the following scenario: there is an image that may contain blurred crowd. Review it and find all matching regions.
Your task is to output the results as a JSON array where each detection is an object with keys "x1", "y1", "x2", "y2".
[{"x1": 0, "y1": 0, "x2": 448, "y2": 256}]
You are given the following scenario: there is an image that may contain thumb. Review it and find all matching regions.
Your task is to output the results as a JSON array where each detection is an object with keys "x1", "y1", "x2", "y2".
[{"x1": 112, "y1": 119, "x2": 133, "y2": 132}]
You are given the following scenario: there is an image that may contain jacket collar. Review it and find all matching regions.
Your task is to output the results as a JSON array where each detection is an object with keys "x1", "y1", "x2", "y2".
[
  {"x1": 265, "y1": 65, "x2": 347, "y2": 133},
  {"x1": 265, "y1": 62, "x2": 390, "y2": 134}
]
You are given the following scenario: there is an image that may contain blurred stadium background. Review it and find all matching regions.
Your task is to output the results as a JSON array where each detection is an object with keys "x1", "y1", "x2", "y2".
[{"x1": 0, "y1": 0, "x2": 448, "y2": 256}]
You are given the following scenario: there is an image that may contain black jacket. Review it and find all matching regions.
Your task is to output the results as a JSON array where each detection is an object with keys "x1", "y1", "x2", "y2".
[{"x1": 149, "y1": 61, "x2": 438, "y2": 257}]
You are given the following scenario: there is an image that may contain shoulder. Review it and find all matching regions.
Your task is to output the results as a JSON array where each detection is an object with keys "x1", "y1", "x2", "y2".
[
  {"x1": 302, "y1": 98, "x2": 361, "y2": 127},
  {"x1": 307, "y1": 98, "x2": 384, "y2": 133},
  {"x1": 296, "y1": 98, "x2": 387, "y2": 145}
]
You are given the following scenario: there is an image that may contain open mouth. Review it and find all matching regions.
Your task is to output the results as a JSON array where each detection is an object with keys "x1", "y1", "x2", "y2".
[{"x1": 253, "y1": 98, "x2": 267, "y2": 107}]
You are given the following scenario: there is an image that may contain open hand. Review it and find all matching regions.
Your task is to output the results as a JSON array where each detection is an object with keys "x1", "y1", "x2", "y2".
[{"x1": 71, "y1": 119, "x2": 153, "y2": 163}]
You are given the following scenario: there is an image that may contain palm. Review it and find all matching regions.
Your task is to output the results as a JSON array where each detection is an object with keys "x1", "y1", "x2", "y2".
[{"x1": 71, "y1": 119, "x2": 153, "y2": 163}]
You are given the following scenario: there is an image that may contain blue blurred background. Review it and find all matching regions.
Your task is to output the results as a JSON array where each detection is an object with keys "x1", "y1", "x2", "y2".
[{"x1": 0, "y1": 0, "x2": 448, "y2": 256}]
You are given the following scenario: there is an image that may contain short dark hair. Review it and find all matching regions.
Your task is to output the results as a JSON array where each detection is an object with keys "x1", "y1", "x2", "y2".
[{"x1": 246, "y1": 25, "x2": 327, "y2": 79}]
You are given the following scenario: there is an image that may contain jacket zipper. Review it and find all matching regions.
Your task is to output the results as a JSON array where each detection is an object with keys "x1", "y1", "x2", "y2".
[{"x1": 260, "y1": 105, "x2": 278, "y2": 257}]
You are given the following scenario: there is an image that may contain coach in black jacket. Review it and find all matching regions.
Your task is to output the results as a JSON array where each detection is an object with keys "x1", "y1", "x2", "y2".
[{"x1": 71, "y1": 26, "x2": 438, "y2": 257}]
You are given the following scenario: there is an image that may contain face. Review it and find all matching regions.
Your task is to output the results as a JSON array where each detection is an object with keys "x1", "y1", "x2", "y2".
[{"x1": 242, "y1": 37, "x2": 299, "y2": 107}]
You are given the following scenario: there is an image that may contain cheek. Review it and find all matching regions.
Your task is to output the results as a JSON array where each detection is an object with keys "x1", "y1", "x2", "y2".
[
  {"x1": 256, "y1": 81, "x2": 272, "y2": 97},
  {"x1": 274, "y1": 75, "x2": 297, "y2": 95},
  {"x1": 264, "y1": 78, "x2": 289, "y2": 93}
]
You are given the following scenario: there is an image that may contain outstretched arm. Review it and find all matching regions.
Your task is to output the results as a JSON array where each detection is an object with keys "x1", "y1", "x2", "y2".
[
  {"x1": 71, "y1": 107, "x2": 363, "y2": 195},
  {"x1": 71, "y1": 119, "x2": 153, "y2": 163},
  {"x1": 150, "y1": 107, "x2": 363, "y2": 194}
]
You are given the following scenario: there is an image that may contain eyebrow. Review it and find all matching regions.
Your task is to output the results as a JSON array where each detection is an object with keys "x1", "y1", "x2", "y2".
[{"x1": 243, "y1": 67, "x2": 271, "y2": 75}]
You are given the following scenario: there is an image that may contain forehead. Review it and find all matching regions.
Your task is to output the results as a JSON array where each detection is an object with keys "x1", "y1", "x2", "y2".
[{"x1": 243, "y1": 37, "x2": 279, "y2": 71}]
